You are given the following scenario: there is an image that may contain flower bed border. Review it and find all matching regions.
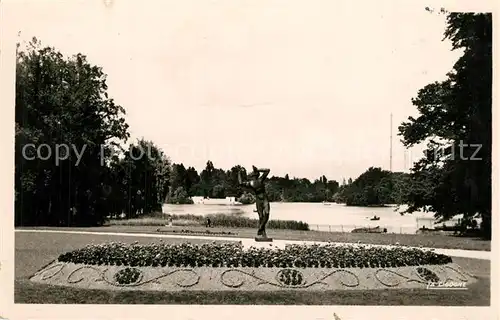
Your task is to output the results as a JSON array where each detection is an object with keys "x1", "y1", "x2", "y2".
[{"x1": 30, "y1": 261, "x2": 476, "y2": 291}]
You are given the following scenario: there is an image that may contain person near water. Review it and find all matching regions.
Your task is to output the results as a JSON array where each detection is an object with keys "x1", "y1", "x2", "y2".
[
  {"x1": 166, "y1": 215, "x2": 173, "y2": 227},
  {"x1": 238, "y1": 165, "x2": 271, "y2": 239}
]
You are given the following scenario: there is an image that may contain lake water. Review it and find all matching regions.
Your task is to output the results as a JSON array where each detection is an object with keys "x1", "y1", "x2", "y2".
[{"x1": 162, "y1": 202, "x2": 443, "y2": 234}]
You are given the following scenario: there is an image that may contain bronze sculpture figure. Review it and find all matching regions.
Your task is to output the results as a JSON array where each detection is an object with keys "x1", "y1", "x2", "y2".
[{"x1": 238, "y1": 166, "x2": 272, "y2": 241}]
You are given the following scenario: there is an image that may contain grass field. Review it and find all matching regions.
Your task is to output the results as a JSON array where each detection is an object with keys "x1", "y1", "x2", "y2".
[
  {"x1": 14, "y1": 277, "x2": 491, "y2": 305},
  {"x1": 17, "y1": 224, "x2": 491, "y2": 251},
  {"x1": 15, "y1": 231, "x2": 490, "y2": 305}
]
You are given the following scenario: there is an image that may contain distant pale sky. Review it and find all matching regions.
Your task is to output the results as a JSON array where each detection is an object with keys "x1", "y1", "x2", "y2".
[{"x1": 6, "y1": 0, "x2": 469, "y2": 181}]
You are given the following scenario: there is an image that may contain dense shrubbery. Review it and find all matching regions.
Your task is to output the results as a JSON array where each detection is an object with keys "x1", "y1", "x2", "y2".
[
  {"x1": 267, "y1": 220, "x2": 309, "y2": 231},
  {"x1": 58, "y1": 242, "x2": 452, "y2": 268},
  {"x1": 237, "y1": 192, "x2": 256, "y2": 204},
  {"x1": 110, "y1": 213, "x2": 310, "y2": 231},
  {"x1": 161, "y1": 229, "x2": 237, "y2": 235},
  {"x1": 166, "y1": 187, "x2": 194, "y2": 204},
  {"x1": 203, "y1": 214, "x2": 309, "y2": 231}
]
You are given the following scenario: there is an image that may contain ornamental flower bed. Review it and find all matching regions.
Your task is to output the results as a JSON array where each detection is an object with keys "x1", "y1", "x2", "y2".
[
  {"x1": 114, "y1": 267, "x2": 142, "y2": 284},
  {"x1": 57, "y1": 242, "x2": 452, "y2": 269}
]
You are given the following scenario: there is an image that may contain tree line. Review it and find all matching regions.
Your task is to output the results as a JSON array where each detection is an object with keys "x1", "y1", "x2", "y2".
[
  {"x1": 166, "y1": 161, "x2": 343, "y2": 204},
  {"x1": 166, "y1": 161, "x2": 412, "y2": 208},
  {"x1": 15, "y1": 11, "x2": 491, "y2": 239}
]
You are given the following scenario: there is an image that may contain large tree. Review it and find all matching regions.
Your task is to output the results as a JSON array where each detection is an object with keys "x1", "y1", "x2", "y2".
[
  {"x1": 15, "y1": 38, "x2": 130, "y2": 226},
  {"x1": 398, "y1": 12, "x2": 492, "y2": 238}
]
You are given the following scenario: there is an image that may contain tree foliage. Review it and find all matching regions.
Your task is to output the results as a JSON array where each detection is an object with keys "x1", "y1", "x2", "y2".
[
  {"x1": 111, "y1": 139, "x2": 171, "y2": 215},
  {"x1": 15, "y1": 39, "x2": 171, "y2": 225},
  {"x1": 15, "y1": 38, "x2": 130, "y2": 226},
  {"x1": 335, "y1": 167, "x2": 408, "y2": 206},
  {"x1": 398, "y1": 13, "x2": 492, "y2": 238}
]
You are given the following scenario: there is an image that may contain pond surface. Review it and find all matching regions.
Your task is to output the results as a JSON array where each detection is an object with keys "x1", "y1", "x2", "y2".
[{"x1": 162, "y1": 202, "x2": 442, "y2": 234}]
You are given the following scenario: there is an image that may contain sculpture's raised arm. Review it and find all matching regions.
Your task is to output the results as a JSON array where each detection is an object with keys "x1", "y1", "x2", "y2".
[
  {"x1": 257, "y1": 167, "x2": 270, "y2": 181},
  {"x1": 238, "y1": 170, "x2": 253, "y2": 190},
  {"x1": 238, "y1": 170, "x2": 244, "y2": 185}
]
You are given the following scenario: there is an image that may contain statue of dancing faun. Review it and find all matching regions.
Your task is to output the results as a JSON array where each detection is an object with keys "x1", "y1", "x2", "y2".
[{"x1": 238, "y1": 166, "x2": 272, "y2": 241}]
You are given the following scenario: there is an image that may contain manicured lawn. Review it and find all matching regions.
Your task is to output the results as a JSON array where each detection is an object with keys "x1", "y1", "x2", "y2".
[
  {"x1": 17, "y1": 224, "x2": 491, "y2": 251},
  {"x1": 15, "y1": 231, "x2": 490, "y2": 305},
  {"x1": 14, "y1": 277, "x2": 490, "y2": 305}
]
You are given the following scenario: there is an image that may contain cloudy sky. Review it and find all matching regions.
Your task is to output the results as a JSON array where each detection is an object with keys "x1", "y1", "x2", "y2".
[{"x1": 5, "y1": 0, "x2": 476, "y2": 181}]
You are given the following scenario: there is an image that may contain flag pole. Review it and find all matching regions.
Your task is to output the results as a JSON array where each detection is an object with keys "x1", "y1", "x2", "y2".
[{"x1": 390, "y1": 113, "x2": 393, "y2": 171}]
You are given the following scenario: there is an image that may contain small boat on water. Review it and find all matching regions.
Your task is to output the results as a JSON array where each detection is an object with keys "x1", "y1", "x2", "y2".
[
  {"x1": 370, "y1": 215, "x2": 380, "y2": 221},
  {"x1": 323, "y1": 201, "x2": 332, "y2": 206}
]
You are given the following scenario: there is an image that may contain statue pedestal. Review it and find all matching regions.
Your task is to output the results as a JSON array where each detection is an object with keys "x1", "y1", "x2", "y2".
[{"x1": 254, "y1": 237, "x2": 273, "y2": 242}]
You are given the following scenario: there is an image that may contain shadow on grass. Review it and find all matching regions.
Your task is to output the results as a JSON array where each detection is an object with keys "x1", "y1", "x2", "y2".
[{"x1": 15, "y1": 278, "x2": 490, "y2": 305}]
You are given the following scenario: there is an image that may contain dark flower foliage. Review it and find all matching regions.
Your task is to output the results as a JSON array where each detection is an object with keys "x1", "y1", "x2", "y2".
[
  {"x1": 58, "y1": 242, "x2": 452, "y2": 268},
  {"x1": 114, "y1": 267, "x2": 142, "y2": 284}
]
